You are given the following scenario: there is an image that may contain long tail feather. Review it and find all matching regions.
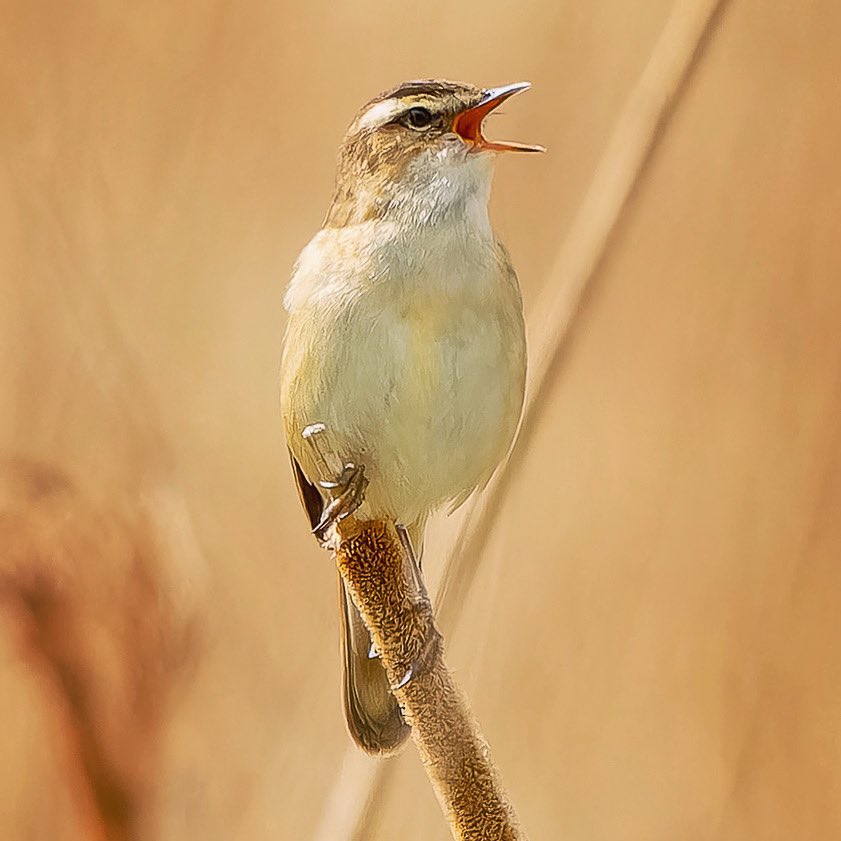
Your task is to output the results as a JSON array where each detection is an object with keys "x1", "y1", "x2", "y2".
[{"x1": 339, "y1": 575, "x2": 410, "y2": 755}]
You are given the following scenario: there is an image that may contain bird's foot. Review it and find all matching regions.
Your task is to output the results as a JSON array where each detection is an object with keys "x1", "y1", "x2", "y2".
[
  {"x1": 311, "y1": 462, "x2": 368, "y2": 545},
  {"x1": 391, "y1": 600, "x2": 442, "y2": 691}
]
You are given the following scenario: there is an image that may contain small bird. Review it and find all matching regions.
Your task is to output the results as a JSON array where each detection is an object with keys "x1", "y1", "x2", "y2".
[{"x1": 281, "y1": 79, "x2": 542, "y2": 754}]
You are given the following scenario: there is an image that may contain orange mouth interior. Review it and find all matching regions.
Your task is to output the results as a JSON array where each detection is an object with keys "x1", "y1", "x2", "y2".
[{"x1": 452, "y1": 87, "x2": 545, "y2": 153}]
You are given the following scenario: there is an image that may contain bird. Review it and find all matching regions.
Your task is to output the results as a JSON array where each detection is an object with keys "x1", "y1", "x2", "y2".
[{"x1": 280, "y1": 79, "x2": 543, "y2": 754}]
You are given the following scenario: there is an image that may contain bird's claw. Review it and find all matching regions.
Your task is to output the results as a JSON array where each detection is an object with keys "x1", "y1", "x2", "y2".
[
  {"x1": 389, "y1": 610, "x2": 442, "y2": 692},
  {"x1": 393, "y1": 665, "x2": 414, "y2": 690},
  {"x1": 312, "y1": 462, "x2": 368, "y2": 543}
]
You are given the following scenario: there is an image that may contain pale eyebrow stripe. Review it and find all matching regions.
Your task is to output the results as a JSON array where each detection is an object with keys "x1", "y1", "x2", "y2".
[{"x1": 355, "y1": 98, "x2": 404, "y2": 131}]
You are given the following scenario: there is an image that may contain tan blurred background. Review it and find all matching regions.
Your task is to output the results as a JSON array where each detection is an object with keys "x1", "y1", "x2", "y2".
[{"x1": 2, "y1": 0, "x2": 841, "y2": 839}]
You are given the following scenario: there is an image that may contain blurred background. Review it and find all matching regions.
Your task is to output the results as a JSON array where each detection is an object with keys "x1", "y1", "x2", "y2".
[{"x1": 2, "y1": 0, "x2": 841, "y2": 839}]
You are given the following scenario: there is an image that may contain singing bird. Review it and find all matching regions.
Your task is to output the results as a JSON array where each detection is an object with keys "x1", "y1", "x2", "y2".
[{"x1": 281, "y1": 79, "x2": 542, "y2": 754}]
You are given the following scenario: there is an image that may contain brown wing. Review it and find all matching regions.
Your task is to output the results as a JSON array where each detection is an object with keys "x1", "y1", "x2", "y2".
[{"x1": 288, "y1": 448, "x2": 324, "y2": 531}]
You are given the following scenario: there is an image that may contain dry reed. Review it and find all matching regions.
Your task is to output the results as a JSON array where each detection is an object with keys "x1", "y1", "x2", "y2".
[{"x1": 335, "y1": 517, "x2": 526, "y2": 841}]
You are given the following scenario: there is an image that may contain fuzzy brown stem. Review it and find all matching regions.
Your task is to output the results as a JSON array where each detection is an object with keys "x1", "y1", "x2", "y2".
[{"x1": 335, "y1": 517, "x2": 526, "y2": 841}]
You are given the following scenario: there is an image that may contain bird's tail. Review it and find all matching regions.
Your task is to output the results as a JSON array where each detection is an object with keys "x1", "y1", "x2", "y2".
[{"x1": 339, "y1": 575, "x2": 410, "y2": 754}]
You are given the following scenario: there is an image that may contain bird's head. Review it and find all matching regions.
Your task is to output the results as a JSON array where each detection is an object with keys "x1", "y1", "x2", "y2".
[{"x1": 325, "y1": 79, "x2": 543, "y2": 228}]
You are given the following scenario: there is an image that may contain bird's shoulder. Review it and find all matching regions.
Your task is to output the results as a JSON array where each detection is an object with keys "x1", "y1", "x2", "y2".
[{"x1": 283, "y1": 221, "x2": 394, "y2": 313}]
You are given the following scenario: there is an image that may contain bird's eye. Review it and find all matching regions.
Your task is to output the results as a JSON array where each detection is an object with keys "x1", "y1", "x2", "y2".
[{"x1": 403, "y1": 107, "x2": 434, "y2": 130}]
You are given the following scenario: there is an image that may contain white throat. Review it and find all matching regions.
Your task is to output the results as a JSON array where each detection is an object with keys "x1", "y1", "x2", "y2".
[{"x1": 385, "y1": 148, "x2": 495, "y2": 235}]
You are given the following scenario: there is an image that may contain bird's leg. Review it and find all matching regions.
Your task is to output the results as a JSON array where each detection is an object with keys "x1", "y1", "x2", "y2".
[
  {"x1": 390, "y1": 523, "x2": 441, "y2": 689},
  {"x1": 391, "y1": 596, "x2": 442, "y2": 691},
  {"x1": 301, "y1": 423, "x2": 368, "y2": 546},
  {"x1": 366, "y1": 524, "x2": 441, "y2": 685},
  {"x1": 396, "y1": 524, "x2": 425, "y2": 594},
  {"x1": 367, "y1": 525, "x2": 427, "y2": 662},
  {"x1": 301, "y1": 423, "x2": 439, "y2": 687},
  {"x1": 311, "y1": 461, "x2": 368, "y2": 544}
]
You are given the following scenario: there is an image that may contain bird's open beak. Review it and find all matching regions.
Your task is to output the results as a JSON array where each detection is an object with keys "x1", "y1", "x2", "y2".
[{"x1": 452, "y1": 82, "x2": 545, "y2": 153}]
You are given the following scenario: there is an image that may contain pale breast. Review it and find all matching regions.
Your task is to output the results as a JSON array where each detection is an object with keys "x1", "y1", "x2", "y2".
[{"x1": 281, "y1": 221, "x2": 526, "y2": 524}]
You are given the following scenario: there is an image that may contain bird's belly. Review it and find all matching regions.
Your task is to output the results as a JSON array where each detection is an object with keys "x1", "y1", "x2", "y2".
[
  {"x1": 282, "y1": 233, "x2": 526, "y2": 525},
  {"x1": 340, "y1": 299, "x2": 522, "y2": 522}
]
